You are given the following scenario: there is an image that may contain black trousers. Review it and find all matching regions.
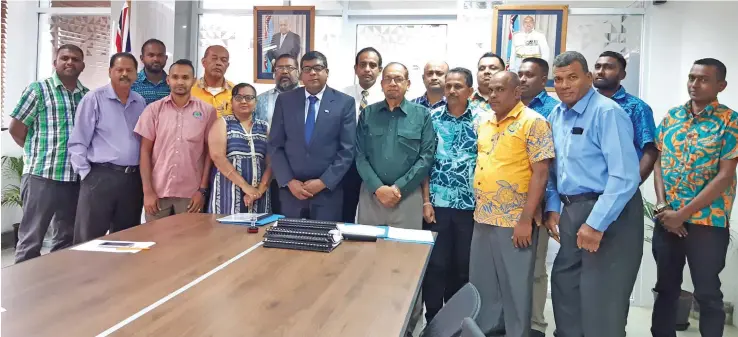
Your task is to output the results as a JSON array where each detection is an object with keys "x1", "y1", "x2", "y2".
[
  {"x1": 269, "y1": 179, "x2": 281, "y2": 215},
  {"x1": 341, "y1": 163, "x2": 362, "y2": 223},
  {"x1": 73, "y1": 165, "x2": 144, "y2": 244},
  {"x1": 421, "y1": 207, "x2": 475, "y2": 322},
  {"x1": 651, "y1": 222, "x2": 729, "y2": 337}
]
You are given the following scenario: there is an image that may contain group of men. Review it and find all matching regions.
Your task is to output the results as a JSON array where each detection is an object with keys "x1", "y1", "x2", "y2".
[{"x1": 7, "y1": 34, "x2": 735, "y2": 337}]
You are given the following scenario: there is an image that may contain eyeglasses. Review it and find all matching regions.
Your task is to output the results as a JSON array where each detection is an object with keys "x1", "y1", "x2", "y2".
[
  {"x1": 233, "y1": 95, "x2": 256, "y2": 102},
  {"x1": 301, "y1": 65, "x2": 327, "y2": 73},
  {"x1": 381, "y1": 77, "x2": 407, "y2": 84},
  {"x1": 275, "y1": 65, "x2": 297, "y2": 72}
]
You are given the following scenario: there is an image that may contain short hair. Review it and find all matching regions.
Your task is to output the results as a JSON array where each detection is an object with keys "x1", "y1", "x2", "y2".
[
  {"x1": 232, "y1": 82, "x2": 257, "y2": 98},
  {"x1": 553, "y1": 51, "x2": 589, "y2": 73},
  {"x1": 141, "y1": 38, "x2": 166, "y2": 54},
  {"x1": 521, "y1": 57, "x2": 550, "y2": 76},
  {"x1": 384, "y1": 62, "x2": 409, "y2": 79},
  {"x1": 599, "y1": 51, "x2": 627, "y2": 71},
  {"x1": 56, "y1": 44, "x2": 84, "y2": 59},
  {"x1": 694, "y1": 58, "x2": 727, "y2": 81},
  {"x1": 448, "y1": 67, "x2": 473, "y2": 87},
  {"x1": 169, "y1": 59, "x2": 195, "y2": 74},
  {"x1": 301, "y1": 51, "x2": 328, "y2": 69},
  {"x1": 479, "y1": 52, "x2": 506, "y2": 69},
  {"x1": 355, "y1": 47, "x2": 383, "y2": 67},
  {"x1": 275, "y1": 53, "x2": 298, "y2": 67},
  {"x1": 204, "y1": 45, "x2": 227, "y2": 58},
  {"x1": 109, "y1": 52, "x2": 138, "y2": 69}
]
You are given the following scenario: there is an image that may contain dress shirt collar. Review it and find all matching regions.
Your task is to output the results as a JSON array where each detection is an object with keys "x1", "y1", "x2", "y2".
[
  {"x1": 488, "y1": 101, "x2": 525, "y2": 125},
  {"x1": 103, "y1": 83, "x2": 140, "y2": 103},
  {"x1": 380, "y1": 98, "x2": 412, "y2": 114},
  {"x1": 611, "y1": 85, "x2": 627, "y2": 100},
  {"x1": 472, "y1": 90, "x2": 487, "y2": 102},
  {"x1": 137, "y1": 69, "x2": 167, "y2": 85},
  {"x1": 162, "y1": 94, "x2": 196, "y2": 108},
  {"x1": 418, "y1": 92, "x2": 447, "y2": 106},
  {"x1": 531, "y1": 90, "x2": 549, "y2": 105},
  {"x1": 196, "y1": 76, "x2": 234, "y2": 91},
  {"x1": 443, "y1": 101, "x2": 474, "y2": 121},
  {"x1": 50, "y1": 72, "x2": 86, "y2": 93},
  {"x1": 305, "y1": 85, "x2": 326, "y2": 101},
  {"x1": 685, "y1": 99, "x2": 721, "y2": 117},
  {"x1": 569, "y1": 87, "x2": 597, "y2": 115}
]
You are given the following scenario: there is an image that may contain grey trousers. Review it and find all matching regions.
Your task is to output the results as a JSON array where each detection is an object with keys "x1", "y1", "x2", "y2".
[
  {"x1": 15, "y1": 174, "x2": 79, "y2": 263},
  {"x1": 551, "y1": 190, "x2": 643, "y2": 337},
  {"x1": 145, "y1": 197, "x2": 193, "y2": 222},
  {"x1": 73, "y1": 165, "x2": 144, "y2": 244},
  {"x1": 531, "y1": 227, "x2": 550, "y2": 333},
  {"x1": 470, "y1": 222, "x2": 538, "y2": 337},
  {"x1": 357, "y1": 183, "x2": 423, "y2": 337}
]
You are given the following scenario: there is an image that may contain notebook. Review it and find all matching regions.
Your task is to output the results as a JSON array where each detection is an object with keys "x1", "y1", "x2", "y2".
[{"x1": 216, "y1": 213, "x2": 284, "y2": 226}]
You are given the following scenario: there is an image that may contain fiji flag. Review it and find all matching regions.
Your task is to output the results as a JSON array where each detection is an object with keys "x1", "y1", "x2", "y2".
[
  {"x1": 506, "y1": 14, "x2": 519, "y2": 70},
  {"x1": 115, "y1": 1, "x2": 131, "y2": 53}
]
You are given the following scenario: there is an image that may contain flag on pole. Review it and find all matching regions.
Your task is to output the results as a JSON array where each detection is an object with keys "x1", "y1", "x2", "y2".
[
  {"x1": 115, "y1": 1, "x2": 131, "y2": 53},
  {"x1": 506, "y1": 14, "x2": 519, "y2": 70},
  {"x1": 264, "y1": 15, "x2": 273, "y2": 72}
]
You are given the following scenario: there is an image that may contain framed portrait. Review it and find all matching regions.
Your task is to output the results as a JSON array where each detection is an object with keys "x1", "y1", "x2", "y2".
[
  {"x1": 492, "y1": 5, "x2": 569, "y2": 90},
  {"x1": 253, "y1": 6, "x2": 315, "y2": 84}
]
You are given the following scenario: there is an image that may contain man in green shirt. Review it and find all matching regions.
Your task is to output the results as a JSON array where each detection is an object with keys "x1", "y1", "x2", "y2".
[{"x1": 355, "y1": 62, "x2": 436, "y2": 337}]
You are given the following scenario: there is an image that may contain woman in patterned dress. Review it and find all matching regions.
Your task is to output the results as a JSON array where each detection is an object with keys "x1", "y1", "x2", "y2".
[{"x1": 207, "y1": 83, "x2": 271, "y2": 214}]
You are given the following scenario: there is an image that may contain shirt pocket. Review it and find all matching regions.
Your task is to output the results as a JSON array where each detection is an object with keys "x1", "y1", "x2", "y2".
[
  {"x1": 366, "y1": 127, "x2": 384, "y2": 153},
  {"x1": 398, "y1": 127, "x2": 422, "y2": 163}
]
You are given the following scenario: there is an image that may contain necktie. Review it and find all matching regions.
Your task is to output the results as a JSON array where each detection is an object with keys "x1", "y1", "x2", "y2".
[
  {"x1": 360, "y1": 90, "x2": 369, "y2": 113},
  {"x1": 305, "y1": 95, "x2": 318, "y2": 144}
]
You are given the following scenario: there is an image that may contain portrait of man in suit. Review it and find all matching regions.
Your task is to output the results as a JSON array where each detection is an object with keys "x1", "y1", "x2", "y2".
[
  {"x1": 268, "y1": 51, "x2": 357, "y2": 221},
  {"x1": 266, "y1": 19, "x2": 302, "y2": 68}
]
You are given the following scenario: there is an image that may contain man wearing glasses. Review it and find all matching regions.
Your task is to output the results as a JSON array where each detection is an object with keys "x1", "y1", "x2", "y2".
[
  {"x1": 268, "y1": 51, "x2": 356, "y2": 221},
  {"x1": 355, "y1": 62, "x2": 437, "y2": 337}
]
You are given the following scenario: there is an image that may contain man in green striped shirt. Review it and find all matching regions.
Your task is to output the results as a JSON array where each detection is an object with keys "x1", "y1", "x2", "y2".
[{"x1": 8, "y1": 44, "x2": 88, "y2": 263}]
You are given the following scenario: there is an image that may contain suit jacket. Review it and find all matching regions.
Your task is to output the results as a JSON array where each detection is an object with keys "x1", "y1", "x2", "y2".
[
  {"x1": 268, "y1": 86, "x2": 357, "y2": 191},
  {"x1": 271, "y1": 31, "x2": 301, "y2": 58}
]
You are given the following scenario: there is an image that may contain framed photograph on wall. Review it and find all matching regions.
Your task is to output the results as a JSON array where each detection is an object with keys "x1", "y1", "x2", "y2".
[
  {"x1": 253, "y1": 6, "x2": 315, "y2": 84},
  {"x1": 492, "y1": 4, "x2": 568, "y2": 90}
]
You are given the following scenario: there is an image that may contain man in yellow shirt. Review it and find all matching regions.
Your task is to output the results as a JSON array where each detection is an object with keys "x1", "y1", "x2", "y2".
[
  {"x1": 471, "y1": 71, "x2": 555, "y2": 337},
  {"x1": 192, "y1": 45, "x2": 234, "y2": 117}
]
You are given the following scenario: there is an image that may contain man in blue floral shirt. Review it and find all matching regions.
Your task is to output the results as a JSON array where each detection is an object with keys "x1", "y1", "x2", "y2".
[
  {"x1": 420, "y1": 67, "x2": 479, "y2": 322},
  {"x1": 412, "y1": 61, "x2": 448, "y2": 110},
  {"x1": 594, "y1": 51, "x2": 658, "y2": 183}
]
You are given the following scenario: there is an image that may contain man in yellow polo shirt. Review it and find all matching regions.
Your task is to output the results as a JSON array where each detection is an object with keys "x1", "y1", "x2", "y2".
[
  {"x1": 471, "y1": 71, "x2": 555, "y2": 337},
  {"x1": 192, "y1": 45, "x2": 234, "y2": 117}
]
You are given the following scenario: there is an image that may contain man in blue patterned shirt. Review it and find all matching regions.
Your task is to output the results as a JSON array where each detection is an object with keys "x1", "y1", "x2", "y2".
[
  {"x1": 132, "y1": 39, "x2": 170, "y2": 105},
  {"x1": 470, "y1": 53, "x2": 505, "y2": 115},
  {"x1": 412, "y1": 61, "x2": 448, "y2": 110},
  {"x1": 518, "y1": 56, "x2": 559, "y2": 337},
  {"x1": 420, "y1": 67, "x2": 478, "y2": 322},
  {"x1": 594, "y1": 51, "x2": 658, "y2": 183}
]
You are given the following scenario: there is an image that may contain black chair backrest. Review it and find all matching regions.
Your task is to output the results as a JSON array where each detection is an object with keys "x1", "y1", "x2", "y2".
[
  {"x1": 420, "y1": 282, "x2": 482, "y2": 337},
  {"x1": 460, "y1": 317, "x2": 485, "y2": 337}
]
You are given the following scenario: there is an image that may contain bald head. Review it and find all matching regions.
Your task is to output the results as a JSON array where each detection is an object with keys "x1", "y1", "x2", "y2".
[
  {"x1": 422, "y1": 60, "x2": 449, "y2": 94},
  {"x1": 488, "y1": 71, "x2": 522, "y2": 116},
  {"x1": 202, "y1": 45, "x2": 230, "y2": 81}
]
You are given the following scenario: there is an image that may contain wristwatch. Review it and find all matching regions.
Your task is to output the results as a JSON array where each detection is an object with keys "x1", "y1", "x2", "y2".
[
  {"x1": 198, "y1": 187, "x2": 209, "y2": 196},
  {"x1": 655, "y1": 202, "x2": 671, "y2": 213}
]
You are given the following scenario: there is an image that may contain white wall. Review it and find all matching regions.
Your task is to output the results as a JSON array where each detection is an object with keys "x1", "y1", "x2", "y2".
[{"x1": 640, "y1": 0, "x2": 738, "y2": 324}]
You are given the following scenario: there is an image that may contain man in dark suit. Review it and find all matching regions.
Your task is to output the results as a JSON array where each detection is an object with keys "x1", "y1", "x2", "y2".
[
  {"x1": 268, "y1": 51, "x2": 357, "y2": 221},
  {"x1": 266, "y1": 20, "x2": 302, "y2": 69}
]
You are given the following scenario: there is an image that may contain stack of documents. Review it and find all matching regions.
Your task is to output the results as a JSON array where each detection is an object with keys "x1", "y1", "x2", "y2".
[
  {"x1": 71, "y1": 240, "x2": 156, "y2": 253},
  {"x1": 336, "y1": 224, "x2": 434, "y2": 244},
  {"x1": 217, "y1": 213, "x2": 284, "y2": 226}
]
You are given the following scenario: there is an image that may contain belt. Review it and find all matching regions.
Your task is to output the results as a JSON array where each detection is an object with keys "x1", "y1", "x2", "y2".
[
  {"x1": 94, "y1": 162, "x2": 139, "y2": 174},
  {"x1": 559, "y1": 192, "x2": 600, "y2": 205}
]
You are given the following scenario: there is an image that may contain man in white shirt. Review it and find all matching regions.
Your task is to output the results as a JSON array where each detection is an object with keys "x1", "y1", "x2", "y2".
[
  {"x1": 340, "y1": 47, "x2": 384, "y2": 223},
  {"x1": 509, "y1": 16, "x2": 550, "y2": 73}
]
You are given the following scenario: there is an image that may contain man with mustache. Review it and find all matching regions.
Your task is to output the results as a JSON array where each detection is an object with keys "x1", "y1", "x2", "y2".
[
  {"x1": 593, "y1": 51, "x2": 657, "y2": 184},
  {"x1": 651, "y1": 58, "x2": 736, "y2": 337},
  {"x1": 9, "y1": 44, "x2": 88, "y2": 263},
  {"x1": 255, "y1": 53, "x2": 300, "y2": 215},
  {"x1": 412, "y1": 60, "x2": 448, "y2": 110},
  {"x1": 544, "y1": 51, "x2": 642, "y2": 337},
  {"x1": 471, "y1": 52, "x2": 505, "y2": 114},
  {"x1": 69, "y1": 53, "x2": 146, "y2": 243},
  {"x1": 192, "y1": 45, "x2": 234, "y2": 117},
  {"x1": 355, "y1": 62, "x2": 436, "y2": 337},
  {"x1": 340, "y1": 47, "x2": 384, "y2": 224},
  {"x1": 517, "y1": 56, "x2": 559, "y2": 337},
  {"x1": 420, "y1": 67, "x2": 478, "y2": 323},
  {"x1": 136, "y1": 59, "x2": 216, "y2": 221},
  {"x1": 132, "y1": 38, "x2": 170, "y2": 105}
]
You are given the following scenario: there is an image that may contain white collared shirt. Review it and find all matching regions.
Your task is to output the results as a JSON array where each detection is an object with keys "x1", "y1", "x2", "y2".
[
  {"x1": 342, "y1": 82, "x2": 384, "y2": 119},
  {"x1": 304, "y1": 85, "x2": 326, "y2": 123}
]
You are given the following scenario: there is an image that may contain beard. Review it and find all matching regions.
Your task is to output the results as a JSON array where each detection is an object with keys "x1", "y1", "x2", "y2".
[
  {"x1": 593, "y1": 78, "x2": 618, "y2": 90},
  {"x1": 277, "y1": 78, "x2": 298, "y2": 92},
  {"x1": 145, "y1": 64, "x2": 163, "y2": 73}
]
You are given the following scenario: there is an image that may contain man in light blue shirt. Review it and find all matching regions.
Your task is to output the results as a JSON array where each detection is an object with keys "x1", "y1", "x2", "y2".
[{"x1": 544, "y1": 51, "x2": 643, "y2": 337}]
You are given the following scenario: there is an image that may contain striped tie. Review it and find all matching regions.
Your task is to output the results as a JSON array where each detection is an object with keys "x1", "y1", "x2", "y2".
[{"x1": 360, "y1": 89, "x2": 369, "y2": 113}]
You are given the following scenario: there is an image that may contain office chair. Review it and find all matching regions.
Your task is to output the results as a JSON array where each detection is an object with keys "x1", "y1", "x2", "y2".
[
  {"x1": 420, "y1": 282, "x2": 482, "y2": 337},
  {"x1": 460, "y1": 317, "x2": 485, "y2": 337}
]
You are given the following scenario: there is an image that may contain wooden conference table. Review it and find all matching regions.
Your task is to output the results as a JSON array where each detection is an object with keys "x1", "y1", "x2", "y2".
[{"x1": 2, "y1": 214, "x2": 432, "y2": 337}]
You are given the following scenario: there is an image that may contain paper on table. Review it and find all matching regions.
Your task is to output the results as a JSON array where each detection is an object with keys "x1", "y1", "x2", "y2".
[
  {"x1": 385, "y1": 227, "x2": 435, "y2": 244},
  {"x1": 217, "y1": 213, "x2": 267, "y2": 223},
  {"x1": 336, "y1": 224, "x2": 388, "y2": 238},
  {"x1": 71, "y1": 240, "x2": 156, "y2": 254}
]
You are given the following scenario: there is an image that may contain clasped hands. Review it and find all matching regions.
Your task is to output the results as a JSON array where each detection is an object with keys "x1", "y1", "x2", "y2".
[
  {"x1": 287, "y1": 179, "x2": 326, "y2": 200},
  {"x1": 375, "y1": 185, "x2": 402, "y2": 208},
  {"x1": 654, "y1": 208, "x2": 688, "y2": 238},
  {"x1": 242, "y1": 184, "x2": 269, "y2": 206}
]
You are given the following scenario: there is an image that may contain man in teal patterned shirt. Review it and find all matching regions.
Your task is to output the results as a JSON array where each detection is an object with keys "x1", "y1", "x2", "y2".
[
  {"x1": 8, "y1": 44, "x2": 88, "y2": 263},
  {"x1": 132, "y1": 39, "x2": 170, "y2": 105},
  {"x1": 420, "y1": 67, "x2": 478, "y2": 322}
]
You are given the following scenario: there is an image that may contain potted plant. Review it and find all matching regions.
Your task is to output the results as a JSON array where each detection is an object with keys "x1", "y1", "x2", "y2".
[
  {"x1": 643, "y1": 197, "x2": 693, "y2": 331},
  {"x1": 1, "y1": 155, "x2": 24, "y2": 246}
]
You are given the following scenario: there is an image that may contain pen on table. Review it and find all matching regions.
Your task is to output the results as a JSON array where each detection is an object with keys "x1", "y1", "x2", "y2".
[{"x1": 116, "y1": 247, "x2": 150, "y2": 251}]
